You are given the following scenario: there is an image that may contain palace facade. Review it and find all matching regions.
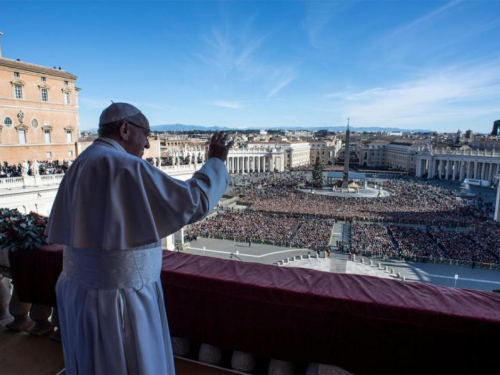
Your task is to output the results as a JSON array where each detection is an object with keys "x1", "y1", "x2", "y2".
[{"x1": 0, "y1": 39, "x2": 80, "y2": 164}]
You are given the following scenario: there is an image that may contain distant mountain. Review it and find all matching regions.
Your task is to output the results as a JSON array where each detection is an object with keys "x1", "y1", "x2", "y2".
[
  {"x1": 151, "y1": 124, "x2": 432, "y2": 133},
  {"x1": 82, "y1": 124, "x2": 432, "y2": 133},
  {"x1": 151, "y1": 124, "x2": 231, "y2": 131}
]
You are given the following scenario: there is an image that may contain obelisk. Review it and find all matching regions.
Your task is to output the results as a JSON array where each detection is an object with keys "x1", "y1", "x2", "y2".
[{"x1": 342, "y1": 119, "x2": 350, "y2": 188}]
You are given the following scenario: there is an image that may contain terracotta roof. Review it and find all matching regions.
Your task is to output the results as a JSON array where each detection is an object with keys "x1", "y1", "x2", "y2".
[{"x1": 0, "y1": 57, "x2": 77, "y2": 80}]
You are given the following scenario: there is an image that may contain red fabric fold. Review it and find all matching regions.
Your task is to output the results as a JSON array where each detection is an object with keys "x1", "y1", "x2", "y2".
[{"x1": 9, "y1": 246, "x2": 500, "y2": 374}]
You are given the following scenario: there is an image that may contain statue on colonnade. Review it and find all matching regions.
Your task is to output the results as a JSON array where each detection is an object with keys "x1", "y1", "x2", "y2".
[
  {"x1": 21, "y1": 160, "x2": 29, "y2": 177},
  {"x1": 32, "y1": 160, "x2": 39, "y2": 176}
]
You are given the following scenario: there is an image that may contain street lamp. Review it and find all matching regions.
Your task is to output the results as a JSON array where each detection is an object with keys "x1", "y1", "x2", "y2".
[{"x1": 454, "y1": 274, "x2": 458, "y2": 288}]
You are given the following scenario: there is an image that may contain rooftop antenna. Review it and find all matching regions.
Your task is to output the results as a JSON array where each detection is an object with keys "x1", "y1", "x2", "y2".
[
  {"x1": 0, "y1": 31, "x2": 3, "y2": 58},
  {"x1": 347, "y1": 117, "x2": 350, "y2": 130}
]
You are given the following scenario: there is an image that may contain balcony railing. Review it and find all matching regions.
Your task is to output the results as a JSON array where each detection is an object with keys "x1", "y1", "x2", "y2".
[
  {"x1": 0, "y1": 175, "x2": 65, "y2": 190},
  {"x1": 1, "y1": 245, "x2": 499, "y2": 374}
]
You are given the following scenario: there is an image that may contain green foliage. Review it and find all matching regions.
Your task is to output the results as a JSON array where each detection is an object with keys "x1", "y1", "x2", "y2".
[
  {"x1": 312, "y1": 156, "x2": 324, "y2": 188},
  {"x1": 0, "y1": 208, "x2": 48, "y2": 251}
]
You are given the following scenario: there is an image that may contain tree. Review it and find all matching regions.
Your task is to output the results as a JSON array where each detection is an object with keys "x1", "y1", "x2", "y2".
[{"x1": 312, "y1": 156, "x2": 324, "y2": 188}]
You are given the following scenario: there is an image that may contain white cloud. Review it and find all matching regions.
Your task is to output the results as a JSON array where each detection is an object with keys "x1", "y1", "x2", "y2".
[
  {"x1": 390, "y1": 0, "x2": 464, "y2": 38},
  {"x1": 302, "y1": 1, "x2": 353, "y2": 50},
  {"x1": 210, "y1": 101, "x2": 245, "y2": 110},
  {"x1": 328, "y1": 61, "x2": 500, "y2": 128},
  {"x1": 193, "y1": 17, "x2": 298, "y2": 101},
  {"x1": 267, "y1": 74, "x2": 296, "y2": 99}
]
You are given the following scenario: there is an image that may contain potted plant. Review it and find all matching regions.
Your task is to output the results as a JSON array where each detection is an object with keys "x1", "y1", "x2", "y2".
[{"x1": 0, "y1": 208, "x2": 48, "y2": 268}]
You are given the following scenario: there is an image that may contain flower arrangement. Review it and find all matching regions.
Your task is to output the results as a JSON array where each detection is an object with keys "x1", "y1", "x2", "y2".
[{"x1": 0, "y1": 208, "x2": 48, "y2": 251}]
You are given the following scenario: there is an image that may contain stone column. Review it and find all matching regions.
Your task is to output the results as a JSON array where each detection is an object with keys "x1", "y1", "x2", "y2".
[
  {"x1": 49, "y1": 308, "x2": 61, "y2": 341},
  {"x1": 28, "y1": 304, "x2": 54, "y2": 336},
  {"x1": 416, "y1": 159, "x2": 422, "y2": 177},
  {"x1": 474, "y1": 162, "x2": 478, "y2": 179},
  {"x1": 459, "y1": 161, "x2": 465, "y2": 181},
  {"x1": 495, "y1": 175, "x2": 500, "y2": 222},
  {"x1": 6, "y1": 287, "x2": 33, "y2": 332},
  {"x1": 0, "y1": 275, "x2": 11, "y2": 321},
  {"x1": 427, "y1": 159, "x2": 434, "y2": 179}
]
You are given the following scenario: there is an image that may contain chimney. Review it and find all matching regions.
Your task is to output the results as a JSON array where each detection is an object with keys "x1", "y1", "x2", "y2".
[{"x1": 0, "y1": 31, "x2": 3, "y2": 58}]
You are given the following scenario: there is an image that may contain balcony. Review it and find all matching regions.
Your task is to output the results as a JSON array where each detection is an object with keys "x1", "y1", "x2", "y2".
[{"x1": 1, "y1": 245, "x2": 499, "y2": 374}]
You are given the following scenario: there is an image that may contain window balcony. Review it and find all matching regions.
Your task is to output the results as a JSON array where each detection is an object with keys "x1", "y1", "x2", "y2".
[{"x1": 1, "y1": 245, "x2": 499, "y2": 374}]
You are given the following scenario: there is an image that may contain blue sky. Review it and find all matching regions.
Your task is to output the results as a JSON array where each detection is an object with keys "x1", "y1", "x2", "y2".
[{"x1": 1, "y1": 0, "x2": 499, "y2": 132}]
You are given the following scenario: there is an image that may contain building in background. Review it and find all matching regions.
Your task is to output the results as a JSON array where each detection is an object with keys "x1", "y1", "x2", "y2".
[
  {"x1": 0, "y1": 34, "x2": 80, "y2": 164},
  {"x1": 309, "y1": 138, "x2": 342, "y2": 165},
  {"x1": 358, "y1": 140, "x2": 423, "y2": 172},
  {"x1": 491, "y1": 120, "x2": 500, "y2": 136}
]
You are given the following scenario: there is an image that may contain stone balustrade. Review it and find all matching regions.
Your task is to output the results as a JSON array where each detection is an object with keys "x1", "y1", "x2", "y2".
[
  {"x1": 432, "y1": 148, "x2": 500, "y2": 157},
  {"x1": 0, "y1": 175, "x2": 65, "y2": 190}
]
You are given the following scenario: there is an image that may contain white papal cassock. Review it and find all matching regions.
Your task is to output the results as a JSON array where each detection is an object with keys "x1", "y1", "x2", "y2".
[{"x1": 46, "y1": 138, "x2": 230, "y2": 374}]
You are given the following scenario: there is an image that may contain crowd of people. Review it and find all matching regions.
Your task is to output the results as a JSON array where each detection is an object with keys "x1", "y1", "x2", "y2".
[
  {"x1": 1, "y1": 160, "x2": 70, "y2": 178},
  {"x1": 186, "y1": 172, "x2": 500, "y2": 266},
  {"x1": 0, "y1": 162, "x2": 22, "y2": 177},
  {"x1": 351, "y1": 223, "x2": 396, "y2": 258},
  {"x1": 234, "y1": 179, "x2": 486, "y2": 227},
  {"x1": 185, "y1": 211, "x2": 334, "y2": 251}
]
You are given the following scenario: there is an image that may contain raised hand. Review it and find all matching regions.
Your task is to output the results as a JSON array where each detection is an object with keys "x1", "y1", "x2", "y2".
[{"x1": 208, "y1": 132, "x2": 234, "y2": 163}]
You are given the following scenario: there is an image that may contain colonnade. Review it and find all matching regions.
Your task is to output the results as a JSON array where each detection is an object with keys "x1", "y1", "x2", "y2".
[
  {"x1": 416, "y1": 156, "x2": 500, "y2": 183},
  {"x1": 227, "y1": 156, "x2": 271, "y2": 174}
]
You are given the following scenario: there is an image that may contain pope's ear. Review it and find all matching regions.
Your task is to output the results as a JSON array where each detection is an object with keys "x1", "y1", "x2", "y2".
[{"x1": 119, "y1": 122, "x2": 129, "y2": 140}]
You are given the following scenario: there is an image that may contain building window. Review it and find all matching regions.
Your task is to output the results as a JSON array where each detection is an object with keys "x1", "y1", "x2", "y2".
[
  {"x1": 66, "y1": 130, "x2": 72, "y2": 143},
  {"x1": 4, "y1": 117, "x2": 13, "y2": 127},
  {"x1": 31, "y1": 118, "x2": 39, "y2": 128},
  {"x1": 14, "y1": 72, "x2": 20, "y2": 77},
  {"x1": 46, "y1": 151, "x2": 52, "y2": 158},
  {"x1": 14, "y1": 85, "x2": 23, "y2": 99},
  {"x1": 68, "y1": 150, "x2": 73, "y2": 157},
  {"x1": 41, "y1": 76, "x2": 46, "y2": 82},
  {"x1": 18, "y1": 130, "x2": 26, "y2": 144},
  {"x1": 41, "y1": 88, "x2": 49, "y2": 102},
  {"x1": 64, "y1": 80, "x2": 68, "y2": 86},
  {"x1": 44, "y1": 130, "x2": 51, "y2": 143},
  {"x1": 64, "y1": 92, "x2": 70, "y2": 104}
]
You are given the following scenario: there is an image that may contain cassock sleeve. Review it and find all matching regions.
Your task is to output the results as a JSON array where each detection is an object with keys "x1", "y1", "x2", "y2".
[{"x1": 137, "y1": 158, "x2": 229, "y2": 238}]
